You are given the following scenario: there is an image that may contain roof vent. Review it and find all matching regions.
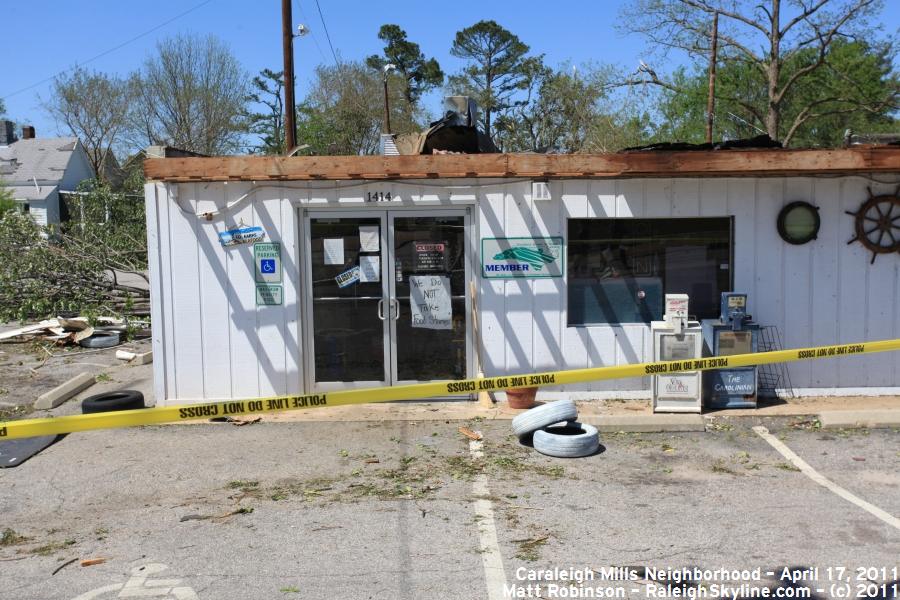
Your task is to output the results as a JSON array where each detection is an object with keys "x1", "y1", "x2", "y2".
[
  {"x1": 380, "y1": 134, "x2": 399, "y2": 156},
  {"x1": 22, "y1": 126, "x2": 35, "y2": 140},
  {"x1": 443, "y1": 96, "x2": 478, "y2": 128}
]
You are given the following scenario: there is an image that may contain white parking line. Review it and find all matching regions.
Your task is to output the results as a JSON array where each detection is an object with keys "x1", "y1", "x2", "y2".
[
  {"x1": 752, "y1": 425, "x2": 900, "y2": 531},
  {"x1": 469, "y1": 439, "x2": 508, "y2": 600}
]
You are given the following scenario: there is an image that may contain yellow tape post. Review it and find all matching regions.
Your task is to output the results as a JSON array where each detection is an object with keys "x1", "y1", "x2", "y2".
[{"x1": 1, "y1": 339, "x2": 899, "y2": 441}]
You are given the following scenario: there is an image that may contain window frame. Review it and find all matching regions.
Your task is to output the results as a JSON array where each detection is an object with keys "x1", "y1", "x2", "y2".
[{"x1": 565, "y1": 216, "x2": 735, "y2": 327}]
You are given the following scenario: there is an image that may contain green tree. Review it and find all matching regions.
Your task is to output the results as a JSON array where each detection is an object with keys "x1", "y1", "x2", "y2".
[
  {"x1": 0, "y1": 180, "x2": 15, "y2": 216},
  {"x1": 131, "y1": 34, "x2": 249, "y2": 155},
  {"x1": 0, "y1": 175, "x2": 149, "y2": 321},
  {"x1": 495, "y1": 62, "x2": 616, "y2": 153},
  {"x1": 621, "y1": 0, "x2": 896, "y2": 146},
  {"x1": 449, "y1": 20, "x2": 532, "y2": 135},
  {"x1": 366, "y1": 24, "x2": 444, "y2": 111},
  {"x1": 43, "y1": 68, "x2": 132, "y2": 180},
  {"x1": 297, "y1": 61, "x2": 421, "y2": 155},
  {"x1": 653, "y1": 39, "x2": 898, "y2": 146},
  {"x1": 247, "y1": 68, "x2": 286, "y2": 155}
]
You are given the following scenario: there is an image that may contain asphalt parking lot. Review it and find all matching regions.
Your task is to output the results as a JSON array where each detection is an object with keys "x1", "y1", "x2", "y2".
[{"x1": 0, "y1": 417, "x2": 897, "y2": 600}]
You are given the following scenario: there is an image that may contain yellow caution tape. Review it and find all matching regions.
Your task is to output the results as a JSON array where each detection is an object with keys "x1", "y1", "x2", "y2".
[{"x1": 1, "y1": 338, "x2": 898, "y2": 441}]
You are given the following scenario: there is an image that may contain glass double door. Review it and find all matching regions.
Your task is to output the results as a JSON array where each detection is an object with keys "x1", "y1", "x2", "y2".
[{"x1": 304, "y1": 210, "x2": 470, "y2": 390}]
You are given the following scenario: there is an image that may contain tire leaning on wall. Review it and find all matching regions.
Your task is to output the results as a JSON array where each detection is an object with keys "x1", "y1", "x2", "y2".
[{"x1": 532, "y1": 422, "x2": 600, "y2": 458}]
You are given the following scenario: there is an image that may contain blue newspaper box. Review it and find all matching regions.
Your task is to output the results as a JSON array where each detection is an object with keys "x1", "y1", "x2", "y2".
[{"x1": 701, "y1": 293, "x2": 760, "y2": 409}]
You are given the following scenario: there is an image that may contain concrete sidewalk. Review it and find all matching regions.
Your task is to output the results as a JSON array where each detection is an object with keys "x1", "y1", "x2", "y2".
[
  {"x1": 255, "y1": 394, "x2": 900, "y2": 431},
  {"x1": 36, "y1": 357, "x2": 900, "y2": 432}
]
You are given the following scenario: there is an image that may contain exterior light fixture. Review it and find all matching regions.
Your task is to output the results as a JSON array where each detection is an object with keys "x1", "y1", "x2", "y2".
[{"x1": 777, "y1": 201, "x2": 820, "y2": 245}]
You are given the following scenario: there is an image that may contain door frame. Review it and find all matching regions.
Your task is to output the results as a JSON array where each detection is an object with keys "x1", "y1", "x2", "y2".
[
  {"x1": 301, "y1": 210, "x2": 390, "y2": 391},
  {"x1": 300, "y1": 206, "x2": 474, "y2": 393},
  {"x1": 387, "y1": 208, "x2": 473, "y2": 387}
]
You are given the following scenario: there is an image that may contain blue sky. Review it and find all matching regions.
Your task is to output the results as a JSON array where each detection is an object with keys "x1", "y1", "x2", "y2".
[{"x1": 1, "y1": 0, "x2": 898, "y2": 139}]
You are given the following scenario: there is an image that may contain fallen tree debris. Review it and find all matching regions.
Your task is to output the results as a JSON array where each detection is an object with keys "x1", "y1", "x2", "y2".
[
  {"x1": 80, "y1": 558, "x2": 107, "y2": 567},
  {"x1": 51, "y1": 557, "x2": 79, "y2": 575},
  {"x1": 458, "y1": 426, "x2": 483, "y2": 441}
]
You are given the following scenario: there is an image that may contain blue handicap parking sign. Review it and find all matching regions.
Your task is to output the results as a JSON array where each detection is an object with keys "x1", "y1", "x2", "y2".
[{"x1": 261, "y1": 259, "x2": 276, "y2": 273}]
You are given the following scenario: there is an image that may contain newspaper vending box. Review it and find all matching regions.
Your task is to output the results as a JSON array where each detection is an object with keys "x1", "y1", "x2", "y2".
[
  {"x1": 701, "y1": 292, "x2": 761, "y2": 409},
  {"x1": 650, "y1": 294, "x2": 703, "y2": 413}
]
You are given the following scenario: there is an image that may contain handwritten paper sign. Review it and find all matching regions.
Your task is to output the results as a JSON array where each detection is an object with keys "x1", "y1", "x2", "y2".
[
  {"x1": 410, "y1": 275, "x2": 452, "y2": 330},
  {"x1": 359, "y1": 255, "x2": 380, "y2": 282}
]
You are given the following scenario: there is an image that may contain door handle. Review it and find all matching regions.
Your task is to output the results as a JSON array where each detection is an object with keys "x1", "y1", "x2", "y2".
[
  {"x1": 391, "y1": 298, "x2": 400, "y2": 320},
  {"x1": 377, "y1": 298, "x2": 386, "y2": 321}
]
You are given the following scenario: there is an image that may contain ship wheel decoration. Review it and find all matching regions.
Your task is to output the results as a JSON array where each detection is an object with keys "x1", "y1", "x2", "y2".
[{"x1": 845, "y1": 186, "x2": 900, "y2": 264}]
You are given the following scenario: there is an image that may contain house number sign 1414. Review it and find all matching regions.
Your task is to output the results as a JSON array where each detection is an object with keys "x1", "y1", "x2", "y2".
[{"x1": 366, "y1": 191, "x2": 397, "y2": 202}]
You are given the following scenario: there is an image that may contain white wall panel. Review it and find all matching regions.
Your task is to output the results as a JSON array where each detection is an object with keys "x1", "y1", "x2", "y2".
[
  {"x1": 254, "y1": 190, "x2": 287, "y2": 396},
  {"x1": 808, "y1": 178, "x2": 841, "y2": 388},
  {"x1": 837, "y1": 177, "x2": 874, "y2": 387},
  {"x1": 782, "y1": 178, "x2": 815, "y2": 387},
  {"x1": 478, "y1": 188, "x2": 506, "y2": 375},
  {"x1": 224, "y1": 182, "x2": 261, "y2": 399},
  {"x1": 752, "y1": 179, "x2": 785, "y2": 345},
  {"x1": 281, "y1": 190, "x2": 303, "y2": 395},
  {"x1": 194, "y1": 183, "x2": 232, "y2": 399},
  {"x1": 168, "y1": 185, "x2": 204, "y2": 399},
  {"x1": 858, "y1": 179, "x2": 899, "y2": 387}
]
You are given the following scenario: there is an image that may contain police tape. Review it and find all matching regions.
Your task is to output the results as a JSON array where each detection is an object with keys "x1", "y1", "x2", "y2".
[{"x1": 1, "y1": 338, "x2": 899, "y2": 441}]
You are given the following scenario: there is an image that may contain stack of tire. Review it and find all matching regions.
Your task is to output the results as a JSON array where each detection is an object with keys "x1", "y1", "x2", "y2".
[{"x1": 511, "y1": 399, "x2": 599, "y2": 458}]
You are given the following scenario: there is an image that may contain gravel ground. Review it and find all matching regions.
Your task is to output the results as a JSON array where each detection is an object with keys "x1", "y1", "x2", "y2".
[{"x1": 0, "y1": 417, "x2": 897, "y2": 600}]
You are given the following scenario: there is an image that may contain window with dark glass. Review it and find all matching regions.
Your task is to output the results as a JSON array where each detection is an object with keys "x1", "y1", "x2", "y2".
[{"x1": 567, "y1": 218, "x2": 733, "y2": 325}]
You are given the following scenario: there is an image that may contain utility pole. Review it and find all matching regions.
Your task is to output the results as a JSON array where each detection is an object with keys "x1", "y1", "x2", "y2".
[
  {"x1": 705, "y1": 11, "x2": 719, "y2": 144},
  {"x1": 382, "y1": 77, "x2": 391, "y2": 135},
  {"x1": 281, "y1": 0, "x2": 297, "y2": 154},
  {"x1": 382, "y1": 65, "x2": 395, "y2": 135}
]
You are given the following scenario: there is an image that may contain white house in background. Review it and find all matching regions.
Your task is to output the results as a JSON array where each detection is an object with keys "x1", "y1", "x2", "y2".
[{"x1": 0, "y1": 120, "x2": 95, "y2": 226}]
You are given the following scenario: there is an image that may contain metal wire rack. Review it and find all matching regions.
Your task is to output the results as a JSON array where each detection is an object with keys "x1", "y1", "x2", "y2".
[{"x1": 757, "y1": 325, "x2": 795, "y2": 399}]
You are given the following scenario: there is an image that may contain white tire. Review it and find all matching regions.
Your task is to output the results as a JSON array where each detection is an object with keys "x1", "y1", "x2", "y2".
[
  {"x1": 533, "y1": 422, "x2": 600, "y2": 458},
  {"x1": 511, "y1": 399, "x2": 578, "y2": 438}
]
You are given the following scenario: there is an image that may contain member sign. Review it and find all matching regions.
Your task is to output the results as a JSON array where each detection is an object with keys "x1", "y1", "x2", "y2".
[{"x1": 482, "y1": 237, "x2": 564, "y2": 278}]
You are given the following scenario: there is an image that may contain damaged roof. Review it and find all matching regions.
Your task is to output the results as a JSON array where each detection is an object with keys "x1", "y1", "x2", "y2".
[
  {"x1": 144, "y1": 146, "x2": 900, "y2": 182},
  {"x1": 0, "y1": 137, "x2": 82, "y2": 185}
]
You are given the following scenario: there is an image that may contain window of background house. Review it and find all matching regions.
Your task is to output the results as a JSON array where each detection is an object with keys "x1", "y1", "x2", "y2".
[{"x1": 567, "y1": 217, "x2": 733, "y2": 325}]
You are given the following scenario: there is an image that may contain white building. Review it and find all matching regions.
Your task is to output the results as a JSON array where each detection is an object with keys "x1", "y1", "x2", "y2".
[
  {"x1": 0, "y1": 121, "x2": 95, "y2": 226},
  {"x1": 143, "y1": 148, "x2": 900, "y2": 406}
]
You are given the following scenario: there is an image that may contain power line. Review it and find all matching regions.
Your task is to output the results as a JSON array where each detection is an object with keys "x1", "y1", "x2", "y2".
[
  {"x1": 313, "y1": 0, "x2": 340, "y2": 66},
  {"x1": 1, "y1": 0, "x2": 216, "y2": 101},
  {"x1": 294, "y1": 0, "x2": 330, "y2": 66}
]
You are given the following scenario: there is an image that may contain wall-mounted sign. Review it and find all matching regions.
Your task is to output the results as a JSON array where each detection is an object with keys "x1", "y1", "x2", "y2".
[
  {"x1": 410, "y1": 275, "x2": 452, "y2": 329},
  {"x1": 481, "y1": 237, "x2": 564, "y2": 278},
  {"x1": 219, "y1": 226, "x2": 265, "y2": 247},
  {"x1": 254, "y1": 242, "x2": 282, "y2": 283},
  {"x1": 335, "y1": 266, "x2": 360, "y2": 288},
  {"x1": 414, "y1": 241, "x2": 448, "y2": 272},
  {"x1": 256, "y1": 284, "x2": 283, "y2": 306}
]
